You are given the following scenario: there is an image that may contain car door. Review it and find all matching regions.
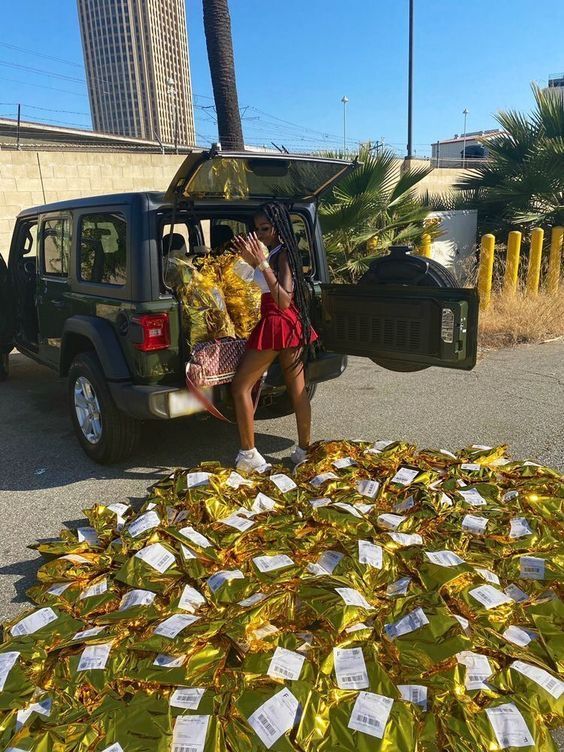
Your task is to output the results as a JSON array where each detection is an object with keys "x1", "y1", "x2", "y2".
[
  {"x1": 0, "y1": 254, "x2": 15, "y2": 356},
  {"x1": 36, "y1": 212, "x2": 73, "y2": 367}
]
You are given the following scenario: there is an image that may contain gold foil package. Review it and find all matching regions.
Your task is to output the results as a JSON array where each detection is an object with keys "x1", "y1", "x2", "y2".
[{"x1": 0, "y1": 439, "x2": 562, "y2": 750}]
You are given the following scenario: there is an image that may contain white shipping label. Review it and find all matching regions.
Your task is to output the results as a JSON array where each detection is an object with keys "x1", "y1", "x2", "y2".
[
  {"x1": 207, "y1": 569, "x2": 245, "y2": 593},
  {"x1": 0, "y1": 652, "x2": 20, "y2": 691},
  {"x1": 469, "y1": 585, "x2": 512, "y2": 610},
  {"x1": 440, "y1": 449, "x2": 457, "y2": 459},
  {"x1": 119, "y1": 589, "x2": 156, "y2": 611},
  {"x1": 424, "y1": 550, "x2": 465, "y2": 567},
  {"x1": 520, "y1": 556, "x2": 545, "y2": 580},
  {"x1": 440, "y1": 492, "x2": 453, "y2": 507},
  {"x1": 457, "y1": 651, "x2": 493, "y2": 690},
  {"x1": 462, "y1": 514, "x2": 488, "y2": 534},
  {"x1": 461, "y1": 463, "x2": 481, "y2": 471},
  {"x1": 348, "y1": 691, "x2": 394, "y2": 739},
  {"x1": 459, "y1": 489, "x2": 487, "y2": 506},
  {"x1": 485, "y1": 703, "x2": 534, "y2": 749},
  {"x1": 335, "y1": 587, "x2": 373, "y2": 610},
  {"x1": 371, "y1": 439, "x2": 394, "y2": 452},
  {"x1": 398, "y1": 684, "x2": 428, "y2": 710},
  {"x1": 238, "y1": 592, "x2": 267, "y2": 607},
  {"x1": 391, "y1": 467, "x2": 419, "y2": 486},
  {"x1": 394, "y1": 495, "x2": 415, "y2": 513},
  {"x1": 107, "y1": 502, "x2": 129, "y2": 517},
  {"x1": 386, "y1": 577, "x2": 411, "y2": 596},
  {"x1": 453, "y1": 614, "x2": 470, "y2": 632},
  {"x1": 178, "y1": 585, "x2": 206, "y2": 612},
  {"x1": 10, "y1": 607, "x2": 58, "y2": 637},
  {"x1": 172, "y1": 714, "x2": 210, "y2": 752},
  {"x1": 77, "y1": 527, "x2": 99, "y2": 545},
  {"x1": 186, "y1": 472, "x2": 211, "y2": 488},
  {"x1": 72, "y1": 626, "x2": 105, "y2": 641},
  {"x1": 385, "y1": 607, "x2": 429, "y2": 639},
  {"x1": 170, "y1": 687, "x2": 206, "y2": 710},
  {"x1": 377, "y1": 513, "x2": 406, "y2": 530},
  {"x1": 310, "y1": 472, "x2": 339, "y2": 487},
  {"x1": 61, "y1": 554, "x2": 90, "y2": 564},
  {"x1": 268, "y1": 647, "x2": 306, "y2": 681},
  {"x1": 47, "y1": 582, "x2": 71, "y2": 596},
  {"x1": 77, "y1": 641, "x2": 113, "y2": 672},
  {"x1": 181, "y1": 544, "x2": 197, "y2": 561},
  {"x1": 178, "y1": 526, "x2": 214, "y2": 549},
  {"x1": 308, "y1": 550, "x2": 344, "y2": 575},
  {"x1": 79, "y1": 578, "x2": 108, "y2": 600},
  {"x1": 308, "y1": 497, "x2": 332, "y2": 508},
  {"x1": 345, "y1": 623, "x2": 369, "y2": 634},
  {"x1": 270, "y1": 474, "x2": 297, "y2": 493},
  {"x1": 135, "y1": 543, "x2": 175, "y2": 573},
  {"x1": 512, "y1": 661, "x2": 564, "y2": 700},
  {"x1": 355, "y1": 503, "x2": 375, "y2": 514},
  {"x1": 333, "y1": 647, "x2": 369, "y2": 690},
  {"x1": 252, "y1": 623, "x2": 279, "y2": 640},
  {"x1": 503, "y1": 490, "x2": 519, "y2": 502},
  {"x1": 358, "y1": 540, "x2": 383, "y2": 569},
  {"x1": 220, "y1": 513, "x2": 255, "y2": 531},
  {"x1": 153, "y1": 653, "x2": 186, "y2": 668},
  {"x1": 252, "y1": 492, "x2": 278, "y2": 513},
  {"x1": 333, "y1": 502, "x2": 363, "y2": 518},
  {"x1": 504, "y1": 583, "x2": 529, "y2": 603},
  {"x1": 472, "y1": 444, "x2": 492, "y2": 450},
  {"x1": 332, "y1": 457, "x2": 356, "y2": 469},
  {"x1": 509, "y1": 518, "x2": 533, "y2": 538},
  {"x1": 356, "y1": 479, "x2": 380, "y2": 498},
  {"x1": 503, "y1": 626, "x2": 536, "y2": 648},
  {"x1": 388, "y1": 532, "x2": 423, "y2": 546},
  {"x1": 253, "y1": 554, "x2": 294, "y2": 573},
  {"x1": 247, "y1": 687, "x2": 299, "y2": 749},
  {"x1": 15, "y1": 697, "x2": 52, "y2": 730},
  {"x1": 474, "y1": 567, "x2": 500, "y2": 585},
  {"x1": 154, "y1": 613, "x2": 199, "y2": 639},
  {"x1": 127, "y1": 510, "x2": 160, "y2": 538},
  {"x1": 100, "y1": 744, "x2": 124, "y2": 752},
  {"x1": 225, "y1": 471, "x2": 252, "y2": 489}
]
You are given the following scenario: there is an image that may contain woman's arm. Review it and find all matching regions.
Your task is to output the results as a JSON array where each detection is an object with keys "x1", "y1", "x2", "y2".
[{"x1": 232, "y1": 234, "x2": 293, "y2": 311}]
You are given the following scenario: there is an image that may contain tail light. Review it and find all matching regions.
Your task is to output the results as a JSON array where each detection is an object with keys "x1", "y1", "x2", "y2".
[{"x1": 131, "y1": 313, "x2": 170, "y2": 351}]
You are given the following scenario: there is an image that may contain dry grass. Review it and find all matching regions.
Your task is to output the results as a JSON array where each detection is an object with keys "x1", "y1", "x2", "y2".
[{"x1": 479, "y1": 288, "x2": 564, "y2": 349}]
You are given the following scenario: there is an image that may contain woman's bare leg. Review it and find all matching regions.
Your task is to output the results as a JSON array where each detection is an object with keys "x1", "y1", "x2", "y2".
[
  {"x1": 232, "y1": 348, "x2": 278, "y2": 450},
  {"x1": 279, "y1": 348, "x2": 311, "y2": 449}
]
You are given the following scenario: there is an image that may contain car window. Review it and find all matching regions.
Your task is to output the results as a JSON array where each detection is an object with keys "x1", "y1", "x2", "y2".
[
  {"x1": 290, "y1": 213, "x2": 313, "y2": 275},
  {"x1": 79, "y1": 213, "x2": 127, "y2": 286},
  {"x1": 41, "y1": 217, "x2": 71, "y2": 277}
]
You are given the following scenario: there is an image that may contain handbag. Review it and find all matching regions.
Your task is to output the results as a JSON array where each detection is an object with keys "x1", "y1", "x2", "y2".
[{"x1": 185, "y1": 338, "x2": 264, "y2": 422}]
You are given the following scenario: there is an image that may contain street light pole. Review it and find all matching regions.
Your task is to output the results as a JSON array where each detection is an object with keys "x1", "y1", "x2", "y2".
[
  {"x1": 341, "y1": 96, "x2": 349, "y2": 154},
  {"x1": 407, "y1": 0, "x2": 414, "y2": 159},
  {"x1": 167, "y1": 77, "x2": 179, "y2": 154},
  {"x1": 462, "y1": 108, "x2": 469, "y2": 168}
]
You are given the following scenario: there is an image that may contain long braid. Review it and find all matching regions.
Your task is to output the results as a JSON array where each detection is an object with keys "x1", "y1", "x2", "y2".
[{"x1": 260, "y1": 202, "x2": 313, "y2": 353}]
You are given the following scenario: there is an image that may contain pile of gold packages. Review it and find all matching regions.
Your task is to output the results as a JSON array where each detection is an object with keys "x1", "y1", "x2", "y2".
[
  {"x1": 2, "y1": 439, "x2": 563, "y2": 751},
  {"x1": 166, "y1": 252, "x2": 262, "y2": 347}
]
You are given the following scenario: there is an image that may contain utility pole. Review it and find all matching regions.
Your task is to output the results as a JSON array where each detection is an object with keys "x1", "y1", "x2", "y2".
[
  {"x1": 407, "y1": 0, "x2": 414, "y2": 159},
  {"x1": 167, "y1": 77, "x2": 179, "y2": 154},
  {"x1": 462, "y1": 108, "x2": 469, "y2": 168},
  {"x1": 16, "y1": 103, "x2": 21, "y2": 150},
  {"x1": 341, "y1": 95, "x2": 349, "y2": 154}
]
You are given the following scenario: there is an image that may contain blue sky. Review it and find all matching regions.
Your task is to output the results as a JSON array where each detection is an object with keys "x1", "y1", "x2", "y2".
[{"x1": 0, "y1": 0, "x2": 562, "y2": 156}]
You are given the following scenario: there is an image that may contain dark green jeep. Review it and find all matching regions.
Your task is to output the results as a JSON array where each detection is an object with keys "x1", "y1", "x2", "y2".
[{"x1": 0, "y1": 149, "x2": 478, "y2": 464}]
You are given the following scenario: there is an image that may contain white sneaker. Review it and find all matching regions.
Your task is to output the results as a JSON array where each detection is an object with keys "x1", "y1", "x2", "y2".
[
  {"x1": 290, "y1": 446, "x2": 308, "y2": 465},
  {"x1": 235, "y1": 448, "x2": 270, "y2": 473}
]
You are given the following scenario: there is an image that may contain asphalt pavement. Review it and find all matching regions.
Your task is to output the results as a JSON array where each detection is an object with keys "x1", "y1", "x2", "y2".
[{"x1": 0, "y1": 342, "x2": 563, "y2": 622}]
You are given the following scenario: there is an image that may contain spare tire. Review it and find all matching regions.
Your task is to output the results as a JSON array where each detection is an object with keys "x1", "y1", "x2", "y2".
[{"x1": 358, "y1": 245, "x2": 458, "y2": 372}]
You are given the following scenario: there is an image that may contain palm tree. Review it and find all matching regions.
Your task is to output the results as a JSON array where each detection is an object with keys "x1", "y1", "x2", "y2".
[
  {"x1": 455, "y1": 85, "x2": 564, "y2": 235},
  {"x1": 202, "y1": 0, "x2": 244, "y2": 150},
  {"x1": 319, "y1": 146, "x2": 434, "y2": 281}
]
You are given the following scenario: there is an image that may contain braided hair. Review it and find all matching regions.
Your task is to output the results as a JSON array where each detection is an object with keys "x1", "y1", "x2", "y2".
[{"x1": 258, "y1": 201, "x2": 313, "y2": 352}]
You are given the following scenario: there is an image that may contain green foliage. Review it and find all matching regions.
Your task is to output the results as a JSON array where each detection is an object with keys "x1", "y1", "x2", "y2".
[
  {"x1": 454, "y1": 85, "x2": 564, "y2": 235},
  {"x1": 318, "y1": 146, "x2": 434, "y2": 282}
]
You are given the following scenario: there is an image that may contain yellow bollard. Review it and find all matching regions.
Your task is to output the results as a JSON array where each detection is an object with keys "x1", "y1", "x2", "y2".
[
  {"x1": 547, "y1": 226, "x2": 564, "y2": 294},
  {"x1": 420, "y1": 233, "x2": 432, "y2": 258},
  {"x1": 503, "y1": 231, "x2": 522, "y2": 295},
  {"x1": 526, "y1": 228, "x2": 544, "y2": 296},
  {"x1": 477, "y1": 234, "x2": 495, "y2": 309}
]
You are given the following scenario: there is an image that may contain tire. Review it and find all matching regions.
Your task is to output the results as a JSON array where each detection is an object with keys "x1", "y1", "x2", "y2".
[
  {"x1": 0, "y1": 353, "x2": 8, "y2": 382},
  {"x1": 68, "y1": 351, "x2": 140, "y2": 464},
  {"x1": 260, "y1": 383, "x2": 317, "y2": 419}
]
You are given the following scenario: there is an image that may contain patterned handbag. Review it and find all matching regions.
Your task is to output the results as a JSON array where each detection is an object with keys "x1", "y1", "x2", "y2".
[{"x1": 185, "y1": 338, "x2": 264, "y2": 422}]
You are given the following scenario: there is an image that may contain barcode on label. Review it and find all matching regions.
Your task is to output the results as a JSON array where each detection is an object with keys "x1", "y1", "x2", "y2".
[
  {"x1": 271, "y1": 665, "x2": 294, "y2": 679},
  {"x1": 356, "y1": 714, "x2": 382, "y2": 730},
  {"x1": 341, "y1": 673, "x2": 366, "y2": 683},
  {"x1": 173, "y1": 747, "x2": 199, "y2": 752},
  {"x1": 257, "y1": 713, "x2": 277, "y2": 737}
]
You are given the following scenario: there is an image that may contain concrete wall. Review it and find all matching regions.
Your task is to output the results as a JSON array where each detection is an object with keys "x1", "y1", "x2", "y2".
[{"x1": 0, "y1": 151, "x2": 465, "y2": 260}]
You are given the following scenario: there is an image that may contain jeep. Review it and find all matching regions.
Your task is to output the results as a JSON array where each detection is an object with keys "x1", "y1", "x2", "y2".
[{"x1": 0, "y1": 148, "x2": 478, "y2": 463}]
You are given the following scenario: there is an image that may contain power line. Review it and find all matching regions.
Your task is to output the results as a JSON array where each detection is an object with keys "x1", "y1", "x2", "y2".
[
  {"x1": 0, "y1": 75, "x2": 89, "y2": 98},
  {"x1": 0, "y1": 60, "x2": 87, "y2": 85},
  {"x1": 0, "y1": 102, "x2": 90, "y2": 117},
  {"x1": 0, "y1": 41, "x2": 84, "y2": 69}
]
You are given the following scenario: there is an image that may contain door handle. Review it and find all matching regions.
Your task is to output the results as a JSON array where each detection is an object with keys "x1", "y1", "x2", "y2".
[{"x1": 52, "y1": 300, "x2": 68, "y2": 310}]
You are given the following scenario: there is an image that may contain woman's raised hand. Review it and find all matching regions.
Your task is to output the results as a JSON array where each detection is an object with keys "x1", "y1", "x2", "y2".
[{"x1": 231, "y1": 233, "x2": 268, "y2": 268}]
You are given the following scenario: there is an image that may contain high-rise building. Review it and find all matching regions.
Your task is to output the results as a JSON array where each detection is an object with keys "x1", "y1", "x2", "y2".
[
  {"x1": 544, "y1": 73, "x2": 564, "y2": 102},
  {"x1": 77, "y1": 0, "x2": 195, "y2": 146}
]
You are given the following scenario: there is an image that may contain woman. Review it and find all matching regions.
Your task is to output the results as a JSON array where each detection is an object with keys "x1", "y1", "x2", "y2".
[{"x1": 230, "y1": 202, "x2": 318, "y2": 472}]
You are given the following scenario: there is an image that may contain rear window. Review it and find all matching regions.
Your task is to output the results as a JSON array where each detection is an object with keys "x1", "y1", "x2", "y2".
[{"x1": 79, "y1": 213, "x2": 127, "y2": 286}]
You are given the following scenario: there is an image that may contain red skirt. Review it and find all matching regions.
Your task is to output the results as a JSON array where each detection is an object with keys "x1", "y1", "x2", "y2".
[{"x1": 246, "y1": 293, "x2": 319, "y2": 351}]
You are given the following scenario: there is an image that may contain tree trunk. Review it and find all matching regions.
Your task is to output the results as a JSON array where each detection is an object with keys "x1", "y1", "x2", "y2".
[{"x1": 202, "y1": 0, "x2": 244, "y2": 150}]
